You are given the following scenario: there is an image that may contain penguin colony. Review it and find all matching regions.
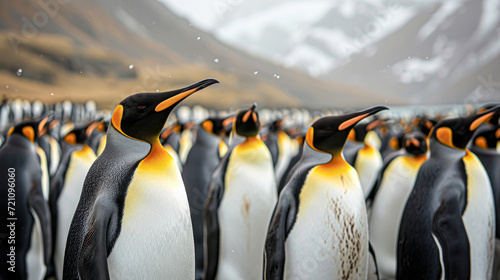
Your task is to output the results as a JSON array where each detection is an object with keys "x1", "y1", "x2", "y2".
[{"x1": 0, "y1": 80, "x2": 499, "y2": 280}]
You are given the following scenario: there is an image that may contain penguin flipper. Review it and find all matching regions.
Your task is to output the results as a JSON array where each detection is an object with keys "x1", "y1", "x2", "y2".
[
  {"x1": 431, "y1": 184, "x2": 471, "y2": 279},
  {"x1": 78, "y1": 196, "x2": 114, "y2": 280},
  {"x1": 203, "y1": 152, "x2": 231, "y2": 280},
  {"x1": 28, "y1": 180, "x2": 53, "y2": 267},
  {"x1": 264, "y1": 191, "x2": 297, "y2": 280},
  {"x1": 367, "y1": 241, "x2": 380, "y2": 280}
]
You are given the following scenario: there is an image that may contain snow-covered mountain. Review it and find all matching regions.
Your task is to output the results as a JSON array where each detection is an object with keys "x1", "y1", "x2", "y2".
[{"x1": 159, "y1": 0, "x2": 500, "y2": 105}]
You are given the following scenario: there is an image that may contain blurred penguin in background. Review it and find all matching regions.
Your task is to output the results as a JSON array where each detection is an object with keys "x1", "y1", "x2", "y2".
[
  {"x1": 0, "y1": 115, "x2": 53, "y2": 280},
  {"x1": 182, "y1": 115, "x2": 233, "y2": 280},
  {"x1": 204, "y1": 104, "x2": 277, "y2": 280},
  {"x1": 49, "y1": 121, "x2": 98, "y2": 280},
  {"x1": 367, "y1": 132, "x2": 428, "y2": 279}
]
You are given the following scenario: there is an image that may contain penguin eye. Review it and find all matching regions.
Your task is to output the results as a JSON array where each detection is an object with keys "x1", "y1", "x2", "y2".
[{"x1": 137, "y1": 105, "x2": 147, "y2": 110}]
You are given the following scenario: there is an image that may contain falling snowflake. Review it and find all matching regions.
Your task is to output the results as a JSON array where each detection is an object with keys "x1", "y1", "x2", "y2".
[
  {"x1": 16, "y1": 69, "x2": 22, "y2": 76},
  {"x1": 214, "y1": 58, "x2": 219, "y2": 63},
  {"x1": 197, "y1": 37, "x2": 201, "y2": 40},
  {"x1": 129, "y1": 64, "x2": 134, "y2": 69},
  {"x1": 254, "y1": 71, "x2": 259, "y2": 75}
]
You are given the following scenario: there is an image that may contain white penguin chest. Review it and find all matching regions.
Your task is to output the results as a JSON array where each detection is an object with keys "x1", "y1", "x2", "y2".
[
  {"x1": 55, "y1": 148, "x2": 96, "y2": 279},
  {"x1": 462, "y1": 151, "x2": 495, "y2": 279},
  {"x1": 354, "y1": 145, "x2": 382, "y2": 198},
  {"x1": 107, "y1": 155, "x2": 194, "y2": 280},
  {"x1": 285, "y1": 164, "x2": 369, "y2": 280},
  {"x1": 216, "y1": 141, "x2": 277, "y2": 280},
  {"x1": 368, "y1": 156, "x2": 425, "y2": 279}
]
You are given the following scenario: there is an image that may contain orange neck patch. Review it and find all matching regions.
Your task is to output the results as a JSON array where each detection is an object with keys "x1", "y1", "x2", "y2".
[
  {"x1": 348, "y1": 129, "x2": 356, "y2": 141},
  {"x1": 22, "y1": 126, "x2": 35, "y2": 143},
  {"x1": 139, "y1": 140, "x2": 173, "y2": 174},
  {"x1": 242, "y1": 109, "x2": 252, "y2": 123},
  {"x1": 306, "y1": 127, "x2": 322, "y2": 153},
  {"x1": 436, "y1": 127, "x2": 455, "y2": 148},
  {"x1": 316, "y1": 153, "x2": 352, "y2": 177},
  {"x1": 64, "y1": 133, "x2": 77, "y2": 145},
  {"x1": 202, "y1": 120, "x2": 213, "y2": 134},
  {"x1": 475, "y1": 136, "x2": 488, "y2": 149},
  {"x1": 389, "y1": 137, "x2": 400, "y2": 150},
  {"x1": 111, "y1": 105, "x2": 124, "y2": 134},
  {"x1": 38, "y1": 117, "x2": 48, "y2": 135},
  {"x1": 238, "y1": 136, "x2": 262, "y2": 152}
]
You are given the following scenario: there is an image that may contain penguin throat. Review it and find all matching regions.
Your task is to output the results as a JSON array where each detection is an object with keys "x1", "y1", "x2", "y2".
[
  {"x1": 139, "y1": 139, "x2": 175, "y2": 173},
  {"x1": 317, "y1": 153, "x2": 352, "y2": 175}
]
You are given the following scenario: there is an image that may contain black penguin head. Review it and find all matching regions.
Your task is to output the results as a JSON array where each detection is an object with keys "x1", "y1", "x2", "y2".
[
  {"x1": 111, "y1": 79, "x2": 218, "y2": 143},
  {"x1": 473, "y1": 125, "x2": 500, "y2": 149},
  {"x1": 8, "y1": 113, "x2": 52, "y2": 143},
  {"x1": 431, "y1": 106, "x2": 500, "y2": 149},
  {"x1": 388, "y1": 132, "x2": 405, "y2": 151},
  {"x1": 418, "y1": 118, "x2": 437, "y2": 137},
  {"x1": 348, "y1": 118, "x2": 383, "y2": 143},
  {"x1": 403, "y1": 132, "x2": 427, "y2": 156},
  {"x1": 63, "y1": 121, "x2": 99, "y2": 145},
  {"x1": 201, "y1": 116, "x2": 234, "y2": 137},
  {"x1": 306, "y1": 106, "x2": 388, "y2": 154},
  {"x1": 234, "y1": 104, "x2": 260, "y2": 137}
]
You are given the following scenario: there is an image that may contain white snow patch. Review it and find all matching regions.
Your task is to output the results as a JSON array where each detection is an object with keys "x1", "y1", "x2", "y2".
[
  {"x1": 417, "y1": 1, "x2": 463, "y2": 40},
  {"x1": 339, "y1": 1, "x2": 356, "y2": 18},
  {"x1": 215, "y1": 1, "x2": 334, "y2": 44},
  {"x1": 392, "y1": 56, "x2": 446, "y2": 84},
  {"x1": 476, "y1": 0, "x2": 500, "y2": 39},
  {"x1": 282, "y1": 44, "x2": 336, "y2": 77}
]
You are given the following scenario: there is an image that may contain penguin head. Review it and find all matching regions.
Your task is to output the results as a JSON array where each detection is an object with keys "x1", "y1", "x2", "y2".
[
  {"x1": 431, "y1": 106, "x2": 500, "y2": 149},
  {"x1": 418, "y1": 118, "x2": 436, "y2": 137},
  {"x1": 403, "y1": 132, "x2": 427, "y2": 156},
  {"x1": 111, "y1": 79, "x2": 218, "y2": 143},
  {"x1": 201, "y1": 116, "x2": 234, "y2": 137},
  {"x1": 388, "y1": 132, "x2": 405, "y2": 151},
  {"x1": 473, "y1": 125, "x2": 500, "y2": 149},
  {"x1": 348, "y1": 118, "x2": 383, "y2": 143},
  {"x1": 306, "y1": 106, "x2": 388, "y2": 154},
  {"x1": 63, "y1": 121, "x2": 99, "y2": 145},
  {"x1": 234, "y1": 104, "x2": 260, "y2": 137},
  {"x1": 8, "y1": 113, "x2": 52, "y2": 143}
]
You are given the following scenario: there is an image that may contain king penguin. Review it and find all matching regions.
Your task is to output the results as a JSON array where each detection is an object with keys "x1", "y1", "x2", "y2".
[
  {"x1": 0, "y1": 116, "x2": 52, "y2": 280},
  {"x1": 264, "y1": 106, "x2": 387, "y2": 280},
  {"x1": 62, "y1": 78, "x2": 219, "y2": 280},
  {"x1": 397, "y1": 106, "x2": 500, "y2": 280},
  {"x1": 367, "y1": 132, "x2": 428, "y2": 279},
  {"x1": 49, "y1": 121, "x2": 98, "y2": 280},
  {"x1": 204, "y1": 104, "x2": 277, "y2": 280},
  {"x1": 182, "y1": 116, "x2": 231, "y2": 280},
  {"x1": 470, "y1": 123, "x2": 500, "y2": 279}
]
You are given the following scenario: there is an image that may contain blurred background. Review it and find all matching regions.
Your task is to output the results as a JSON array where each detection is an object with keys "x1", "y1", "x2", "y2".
[{"x1": 0, "y1": 0, "x2": 499, "y2": 110}]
